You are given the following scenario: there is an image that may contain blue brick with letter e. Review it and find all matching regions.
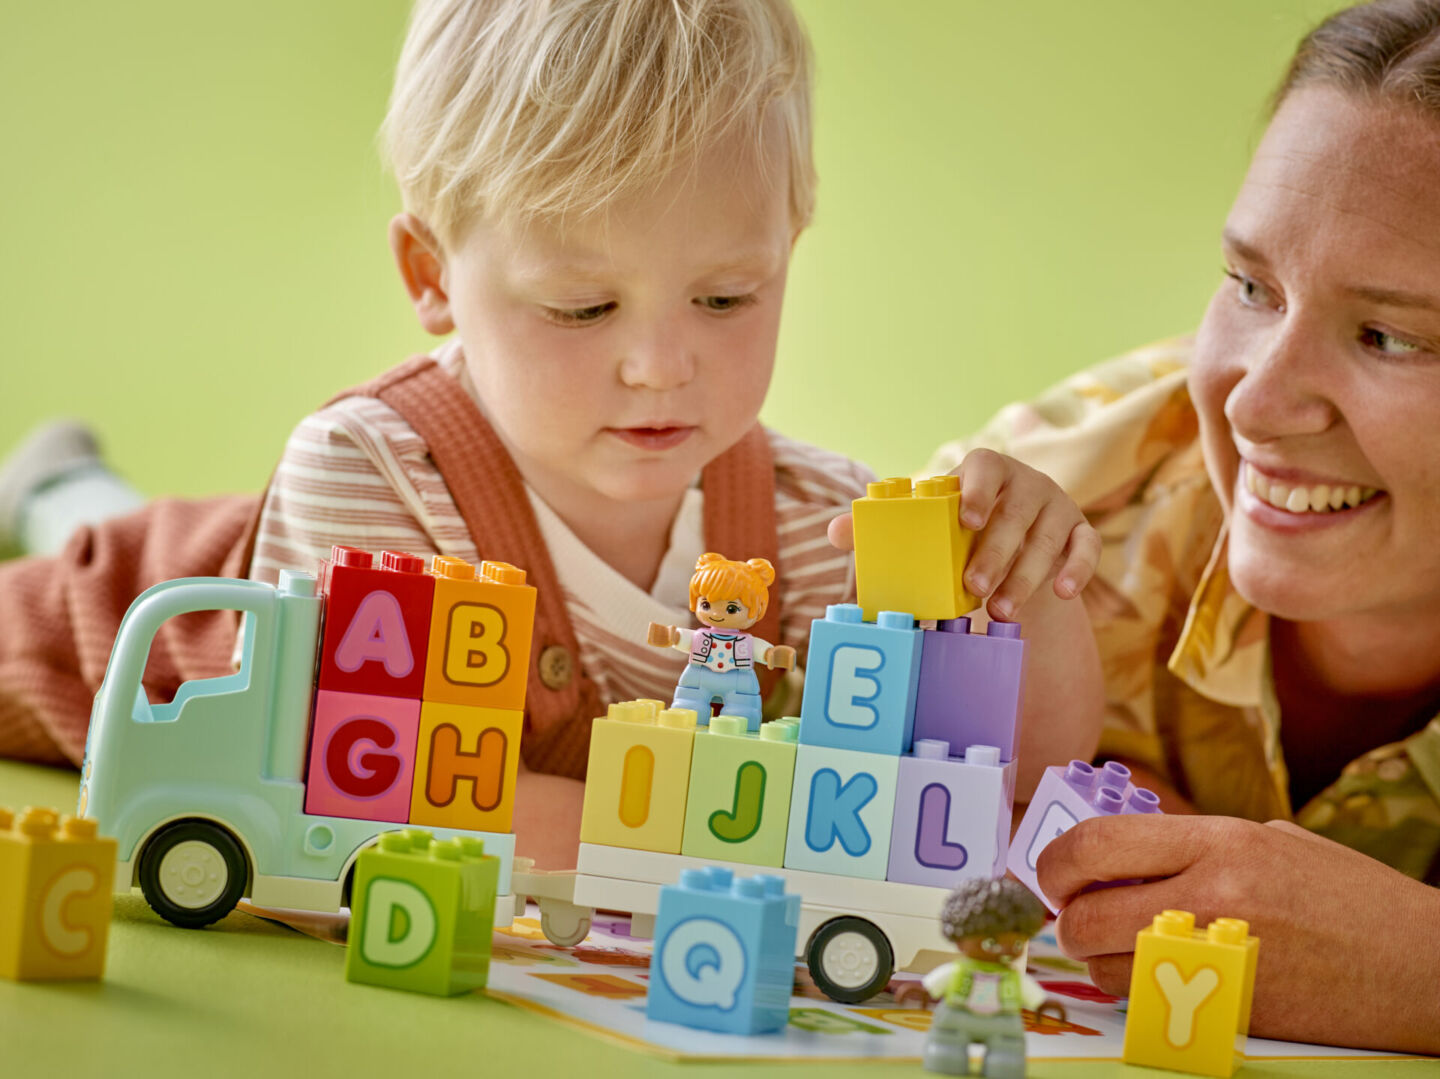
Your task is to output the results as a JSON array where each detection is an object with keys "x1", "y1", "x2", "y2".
[
  {"x1": 646, "y1": 866, "x2": 799, "y2": 1035},
  {"x1": 798, "y1": 604, "x2": 921, "y2": 756},
  {"x1": 784, "y1": 743, "x2": 899, "y2": 880}
]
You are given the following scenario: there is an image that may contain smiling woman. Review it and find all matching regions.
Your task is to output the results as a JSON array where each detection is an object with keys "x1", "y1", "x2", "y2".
[{"x1": 926, "y1": 0, "x2": 1440, "y2": 1055}]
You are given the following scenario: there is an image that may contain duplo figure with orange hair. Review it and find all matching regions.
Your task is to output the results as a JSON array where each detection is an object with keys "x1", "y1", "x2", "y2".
[{"x1": 647, "y1": 553, "x2": 795, "y2": 731}]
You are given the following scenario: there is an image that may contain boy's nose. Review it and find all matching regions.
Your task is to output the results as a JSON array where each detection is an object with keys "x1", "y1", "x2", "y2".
[{"x1": 618, "y1": 332, "x2": 696, "y2": 391}]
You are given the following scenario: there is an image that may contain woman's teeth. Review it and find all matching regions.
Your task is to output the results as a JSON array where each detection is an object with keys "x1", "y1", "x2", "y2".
[{"x1": 1245, "y1": 464, "x2": 1378, "y2": 514}]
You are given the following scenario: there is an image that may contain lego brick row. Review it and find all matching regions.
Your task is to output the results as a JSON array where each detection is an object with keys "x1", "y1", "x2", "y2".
[
  {"x1": 317, "y1": 546, "x2": 536, "y2": 711},
  {"x1": 580, "y1": 699, "x2": 1017, "y2": 886}
]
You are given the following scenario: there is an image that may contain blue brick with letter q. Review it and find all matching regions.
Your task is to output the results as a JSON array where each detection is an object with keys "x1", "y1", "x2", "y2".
[
  {"x1": 645, "y1": 866, "x2": 799, "y2": 1035},
  {"x1": 798, "y1": 604, "x2": 922, "y2": 756},
  {"x1": 784, "y1": 743, "x2": 899, "y2": 880}
]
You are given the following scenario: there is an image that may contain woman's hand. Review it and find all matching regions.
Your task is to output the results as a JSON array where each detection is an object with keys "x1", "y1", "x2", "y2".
[
  {"x1": 829, "y1": 449, "x2": 1100, "y2": 622},
  {"x1": 1037, "y1": 813, "x2": 1440, "y2": 1053}
]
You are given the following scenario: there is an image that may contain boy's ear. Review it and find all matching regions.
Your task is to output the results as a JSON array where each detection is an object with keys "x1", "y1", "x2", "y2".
[{"x1": 389, "y1": 213, "x2": 455, "y2": 335}]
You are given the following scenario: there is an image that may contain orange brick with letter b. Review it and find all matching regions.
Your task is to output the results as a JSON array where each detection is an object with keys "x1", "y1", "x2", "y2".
[{"x1": 423, "y1": 558, "x2": 536, "y2": 711}]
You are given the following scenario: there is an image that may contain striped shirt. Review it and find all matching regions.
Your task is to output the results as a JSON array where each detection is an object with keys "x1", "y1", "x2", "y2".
[{"x1": 249, "y1": 342, "x2": 874, "y2": 717}]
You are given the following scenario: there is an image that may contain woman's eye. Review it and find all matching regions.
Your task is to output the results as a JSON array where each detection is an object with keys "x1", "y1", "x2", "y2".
[
  {"x1": 544, "y1": 302, "x2": 615, "y2": 326},
  {"x1": 697, "y1": 294, "x2": 755, "y2": 313},
  {"x1": 1360, "y1": 327, "x2": 1424, "y2": 357},
  {"x1": 1222, "y1": 269, "x2": 1279, "y2": 310}
]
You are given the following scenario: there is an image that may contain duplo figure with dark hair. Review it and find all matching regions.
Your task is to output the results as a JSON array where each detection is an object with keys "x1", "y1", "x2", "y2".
[{"x1": 897, "y1": 879, "x2": 1065, "y2": 1077}]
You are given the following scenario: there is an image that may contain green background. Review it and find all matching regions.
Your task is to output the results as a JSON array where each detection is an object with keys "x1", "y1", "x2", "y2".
[{"x1": 0, "y1": 0, "x2": 1346, "y2": 492}]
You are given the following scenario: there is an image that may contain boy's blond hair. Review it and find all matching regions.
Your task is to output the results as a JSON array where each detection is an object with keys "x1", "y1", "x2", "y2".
[{"x1": 382, "y1": 0, "x2": 815, "y2": 247}]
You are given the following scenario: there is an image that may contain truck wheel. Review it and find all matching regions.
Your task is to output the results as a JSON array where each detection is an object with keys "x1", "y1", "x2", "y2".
[
  {"x1": 139, "y1": 821, "x2": 248, "y2": 928},
  {"x1": 806, "y1": 916, "x2": 894, "y2": 1004},
  {"x1": 539, "y1": 901, "x2": 593, "y2": 947}
]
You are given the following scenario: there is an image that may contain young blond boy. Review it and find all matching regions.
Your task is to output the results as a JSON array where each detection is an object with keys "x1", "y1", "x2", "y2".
[{"x1": 0, "y1": 0, "x2": 1102, "y2": 869}]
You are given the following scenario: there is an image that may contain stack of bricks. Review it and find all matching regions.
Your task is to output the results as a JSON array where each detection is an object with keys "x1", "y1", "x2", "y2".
[
  {"x1": 580, "y1": 476, "x2": 1026, "y2": 887},
  {"x1": 304, "y1": 546, "x2": 537, "y2": 835}
]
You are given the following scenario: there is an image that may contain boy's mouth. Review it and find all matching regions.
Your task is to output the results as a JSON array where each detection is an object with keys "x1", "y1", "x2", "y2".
[{"x1": 607, "y1": 424, "x2": 696, "y2": 452}]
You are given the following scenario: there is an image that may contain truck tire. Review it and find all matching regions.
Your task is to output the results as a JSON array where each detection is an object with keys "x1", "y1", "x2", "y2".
[
  {"x1": 806, "y1": 916, "x2": 894, "y2": 1003},
  {"x1": 139, "y1": 821, "x2": 248, "y2": 928},
  {"x1": 539, "y1": 901, "x2": 593, "y2": 947}
]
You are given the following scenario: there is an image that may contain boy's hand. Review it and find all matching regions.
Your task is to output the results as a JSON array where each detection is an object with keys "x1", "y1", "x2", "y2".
[
  {"x1": 1037, "y1": 814, "x2": 1440, "y2": 1053},
  {"x1": 646, "y1": 622, "x2": 679, "y2": 647},
  {"x1": 828, "y1": 450, "x2": 1100, "y2": 621}
]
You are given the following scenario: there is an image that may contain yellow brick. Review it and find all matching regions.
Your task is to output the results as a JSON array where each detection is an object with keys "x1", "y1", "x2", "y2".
[
  {"x1": 0, "y1": 807, "x2": 116, "y2": 981},
  {"x1": 410, "y1": 702, "x2": 524, "y2": 833},
  {"x1": 1122, "y1": 910, "x2": 1259, "y2": 1078},
  {"x1": 579, "y1": 701, "x2": 697, "y2": 853},
  {"x1": 852, "y1": 476, "x2": 979, "y2": 621}
]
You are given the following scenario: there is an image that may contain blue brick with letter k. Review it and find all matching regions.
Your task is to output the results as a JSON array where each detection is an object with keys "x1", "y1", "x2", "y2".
[{"x1": 785, "y1": 743, "x2": 898, "y2": 880}]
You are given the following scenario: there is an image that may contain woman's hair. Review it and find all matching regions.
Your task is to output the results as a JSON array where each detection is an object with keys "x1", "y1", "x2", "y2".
[
  {"x1": 1275, "y1": 0, "x2": 1440, "y2": 114},
  {"x1": 688, "y1": 552, "x2": 776, "y2": 619},
  {"x1": 382, "y1": 0, "x2": 815, "y2": 247}
]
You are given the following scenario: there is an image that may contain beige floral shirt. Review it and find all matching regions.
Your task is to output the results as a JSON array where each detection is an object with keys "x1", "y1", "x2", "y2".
[{"x1": 927, "y1": 338, "x2": 1440, "y2": 884}]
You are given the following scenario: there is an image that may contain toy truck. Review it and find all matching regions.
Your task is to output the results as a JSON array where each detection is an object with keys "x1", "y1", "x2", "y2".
[
  {"x1": 78, "y1": 477, "x2": 1089, "y2": 1009},
  {"x1": 510, "y1": 477, "x2": 1039, "y2": 1004},
  {"x1": 79, "y1": 549, "x2": 534, "y2": 929}
]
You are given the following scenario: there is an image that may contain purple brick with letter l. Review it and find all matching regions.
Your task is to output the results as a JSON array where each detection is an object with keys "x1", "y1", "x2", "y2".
[
  {"x1": 913, "y1": 617, "x2": 1024, "y2": 761},
  {"x1": 885, "y1": 740, "x2": 1016, "y2": 887},
  {"x1": 1007, "y1": 759, "x2": 1162, "y2": 911}
]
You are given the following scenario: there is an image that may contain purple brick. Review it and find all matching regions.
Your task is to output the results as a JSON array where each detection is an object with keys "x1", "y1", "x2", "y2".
[
  {"x1": 1006, "y1": 759, "x2": 1162, "y2": 912},
  {"x1": 886, "y1": 740, "x2": 1016, "y2": 887},
  {"x1": 913, "y1": 618, "x2": 1024, "y2": 761}
]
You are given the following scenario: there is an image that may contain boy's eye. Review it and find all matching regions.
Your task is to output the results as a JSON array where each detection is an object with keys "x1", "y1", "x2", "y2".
[
  {"x1": 696, "y1": 294, "x2": 756, "y2": 313},
  {"x1": 543, "y1": 302, "x2": 616, "y2": 326},
  {"x1": 1222, "y1": 268, "x2": 1281, "y2": 312},
  {"x1": 1359, "y1": 326, "x2": 1425, "y2": 357}
]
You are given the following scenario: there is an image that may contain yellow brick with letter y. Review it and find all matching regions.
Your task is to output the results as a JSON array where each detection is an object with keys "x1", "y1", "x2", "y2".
[{"x1": 1123, "y1": 909, "x2": 1259, "y2": 1078}]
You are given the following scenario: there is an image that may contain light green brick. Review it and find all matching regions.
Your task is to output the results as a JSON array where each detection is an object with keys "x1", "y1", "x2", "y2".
[
  {"x1": 681, "y1": 715, "x2": 798, "y2": 867},
  {"x1": 345, "y1": 829, "x2": 498, "y2": 996}
]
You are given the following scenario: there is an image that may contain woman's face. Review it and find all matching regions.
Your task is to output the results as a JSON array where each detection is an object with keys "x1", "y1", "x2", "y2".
[{"x1": 1191, "y1": 87, "x2": 1440, "y2": 624}]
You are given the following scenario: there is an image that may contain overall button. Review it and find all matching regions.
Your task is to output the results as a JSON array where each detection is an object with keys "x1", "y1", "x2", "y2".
[{"x1": 539, "y1": 644, "x2": 573, "y2": 689}]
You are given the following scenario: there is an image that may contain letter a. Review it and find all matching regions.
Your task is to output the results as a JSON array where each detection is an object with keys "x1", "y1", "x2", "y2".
[{"x1": 336, "y1": 590, "x2": 414, "y2": 677}]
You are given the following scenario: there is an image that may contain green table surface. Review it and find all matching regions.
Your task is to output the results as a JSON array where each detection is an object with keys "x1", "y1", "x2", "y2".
[{"x1": 0, "y1": 760, "x2": 1432, "y2": 1079}]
